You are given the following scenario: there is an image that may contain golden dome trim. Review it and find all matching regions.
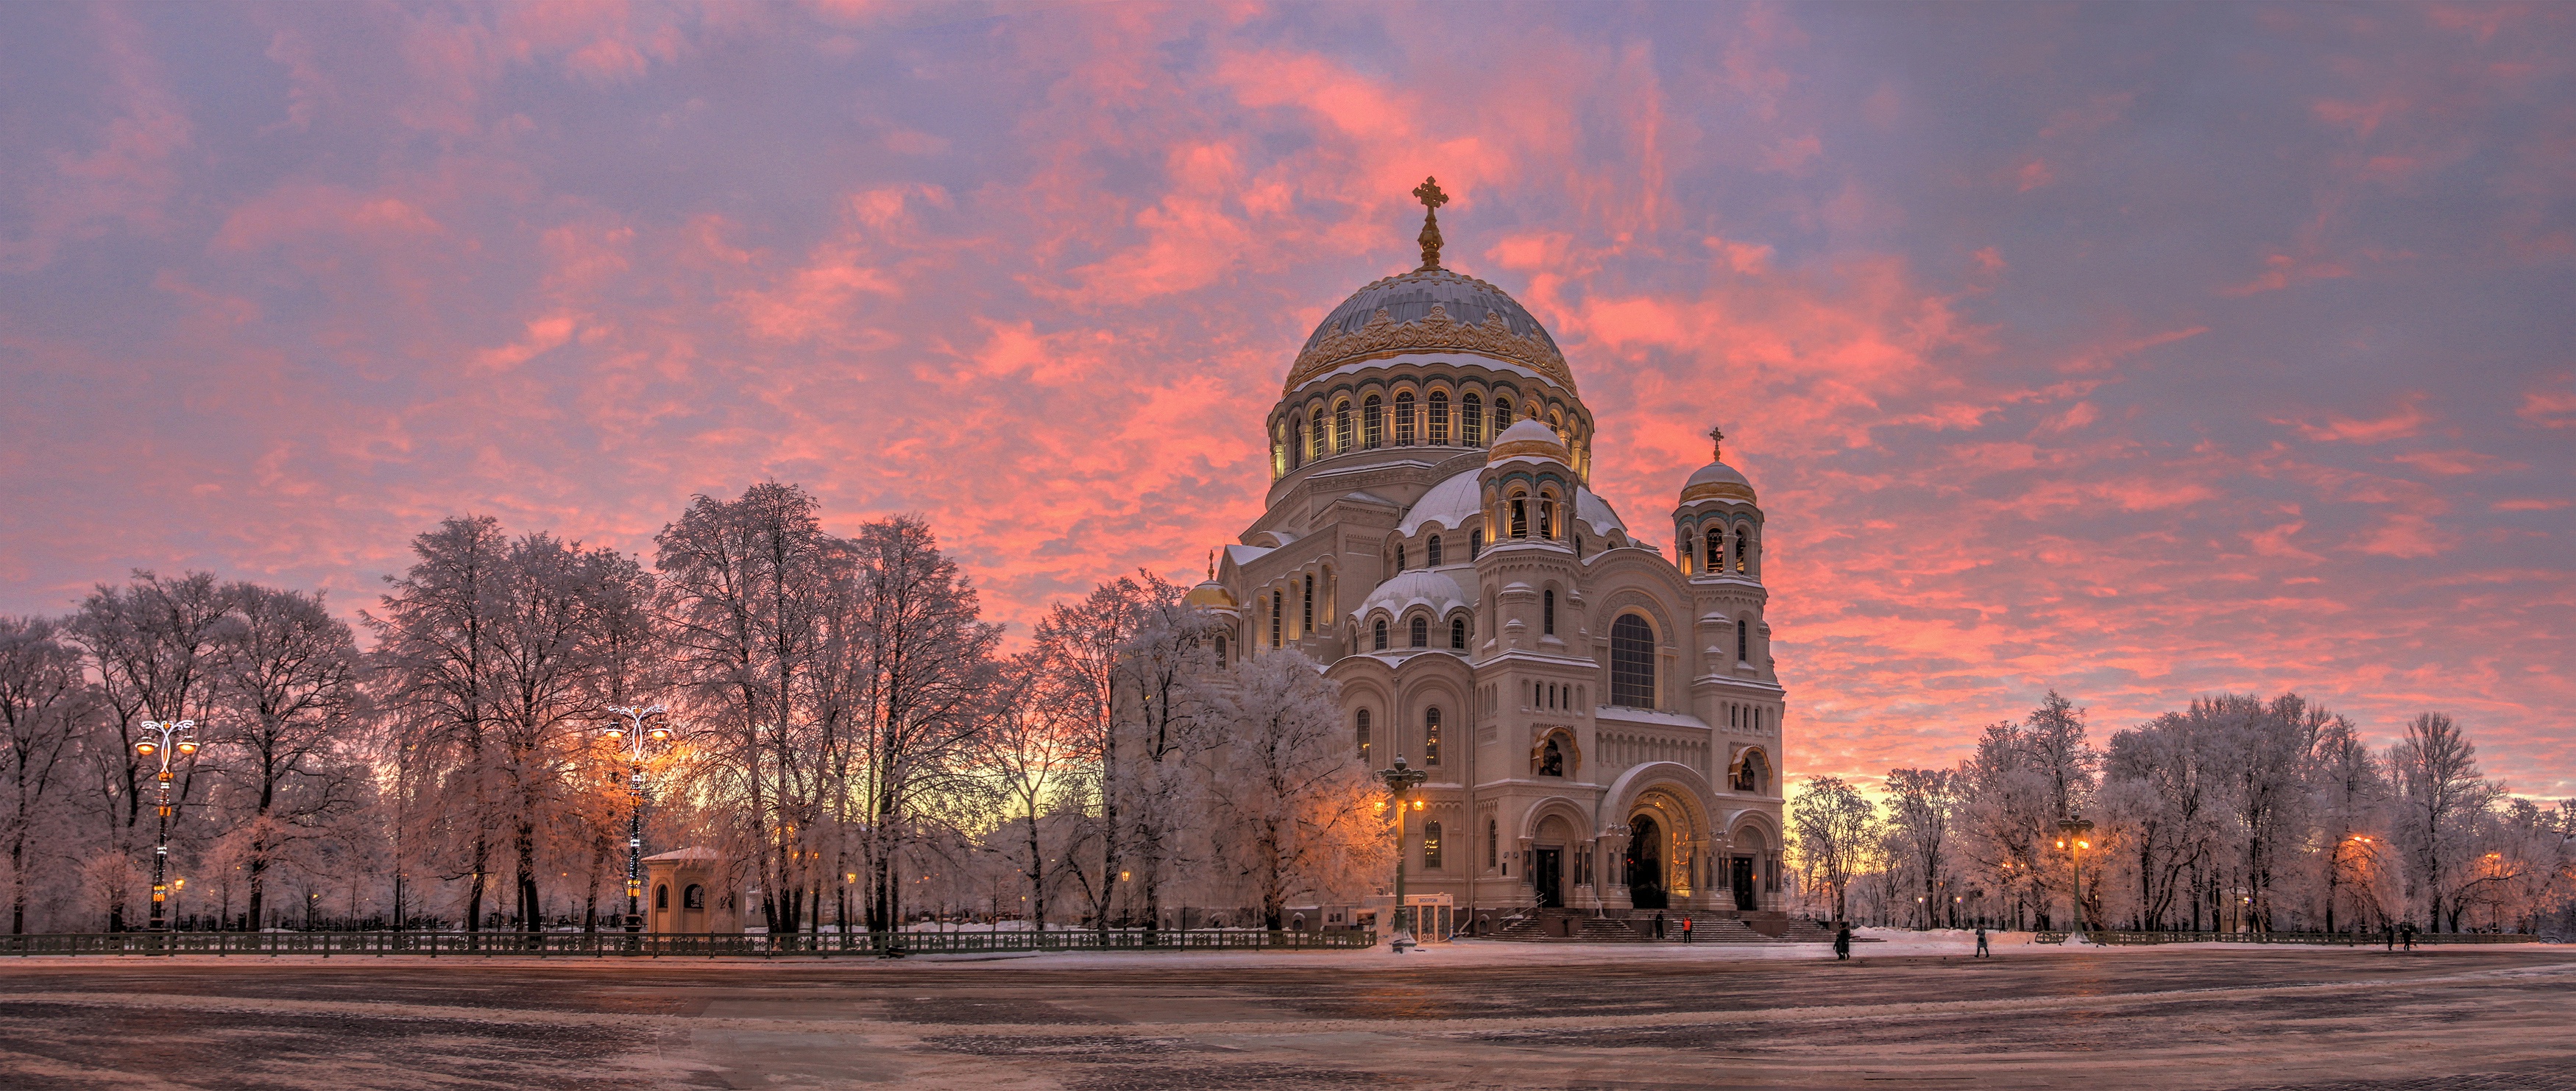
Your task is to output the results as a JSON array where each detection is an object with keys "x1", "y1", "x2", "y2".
[
  {"x1": 1284, "y1": 292, "x2": 1577, "y2": 396},
  {"x1": 1680, "y1": 481, "x2": 1758, "y2": 504}
]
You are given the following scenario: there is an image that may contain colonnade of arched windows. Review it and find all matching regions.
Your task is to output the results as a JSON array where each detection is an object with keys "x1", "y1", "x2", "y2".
[
  {"x1": 1271, "y1": 378, "x2": 1593, "y2": 477},
  {"x1": 1680, "y1": 516, "x2": 1760, "y2": 577}
]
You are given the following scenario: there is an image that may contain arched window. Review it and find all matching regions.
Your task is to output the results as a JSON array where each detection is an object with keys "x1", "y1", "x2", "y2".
[
  {"x1": 1424, "y1": 707, "x2": 1442, "y2": 764},
  {"x1": 1426, "y1": 535, "x2": 1443, "y2": 567},
  {"x1": 1429, "y1": 391, "x2": 1450, "y2": 445},
  {"x1": 1737, "y1": 618, "x2": 1749, "y2": 662},
  {"x1": 1394, "y1": 392, "x2": 1415, "y2": 445},
  {"x1": 1705, "y1": 527, "x2": 1722, "y2": 576},
  {"x1": 1538, "y1": 496, "x2": 1555, "y2": 540},
  {"x1": 1450, "y1": 617, "x2": 1467, "y2": 649},
  {"x1": 1495, "y1": 398, "x2": 1514, "y2": 435},
  {"x1": 655, "y1": 884, "x2": 670, "y2": 910},
  {"x1": 1461, "y1": 393, "x2": 1484, "y2": 445},
  {"x1": 1610, "y1": 614, "x2": 1655, "y2": 708},
  {"x1": 1733, "y1": 749, "x2": 1767, "y2": 793},
  {"x1": 1309, "y1": 408, "x2": 1325, "y2": 460},
  {"x1": 1301, "y1": 574, "x2": 1314, "y2": 634},
  {"x1": 1394, "y1": 545, "x2": 1406, "y2": 572},
  {"x1": 1510, "y1": 495, "x2": 1529, "y2": 538},
  {"x1": 1409, "y1": 615, "x2": 1428, "y2": 648},
  {"x1": 1356, "y1": 709, "x2": 1371, "y2": 760},
  {"x1": 1539, "y1": 736, "x2": 1565, "y2": 777},
  {"x1": 1334, "y1": 401, "x2": 1352, "y2": 451},
  {"x1": 1270, "y1": 590, "x2": 1281, "y2": 648},
  {"x1": 1543, "y1": 589, "x2": 1556, "y2": 635},
  {"x1": 1735, "y1": 523, "x2": 1749, "y2": 572},
  {"x1": 1373, "y1": 618, "x2": 1389, "y2": 650},
  {"x1": 684, "y1": 883, "x2": 705, "y2": 910},
  {"x1": 1275, "y1": 422, "x2": 1291, "y2": 475},
  {"x1": 1423, "y1": 821, "x2": 1443, "y2": 869},
  {"x1": 1487, "y1": 818, "x2": 1498, "y2": 869},
  {"x1": 1214, "y1": 634, "x2": 1228, "y2": 662},
  {"x1": 1362, "y1": 395, "x2": 1383, "y2": 448},
  {"x1": 1470, "y1": 529, "x2": 1482, "y2": 559}
]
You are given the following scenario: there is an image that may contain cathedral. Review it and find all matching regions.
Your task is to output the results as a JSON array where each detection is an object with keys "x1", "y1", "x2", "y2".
[{"x1": 1186, "y1": 180, "x2": 1788, "y2": 927}]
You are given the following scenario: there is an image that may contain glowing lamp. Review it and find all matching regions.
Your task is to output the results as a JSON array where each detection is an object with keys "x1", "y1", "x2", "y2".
[
  {"x1": 177, "y1": 741, "x2": 197, "y2": 755},
  {"x1": 136, "y1": 741, "x2": 157, "y2": 756},
  {"x1": 1412, "y1": 799, "x2": 1424, "y2": 811},
  {"x1": 648, "y1": 727, "x2": 671, "y2": 741},
  {"x1": 604, "y1": 727, "x2": 626, "y2": 740}
]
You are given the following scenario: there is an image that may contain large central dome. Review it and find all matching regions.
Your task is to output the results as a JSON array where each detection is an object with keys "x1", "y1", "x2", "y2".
[{"x1": 1284, "y1": 267, "x2": 1575, "y2": 396}]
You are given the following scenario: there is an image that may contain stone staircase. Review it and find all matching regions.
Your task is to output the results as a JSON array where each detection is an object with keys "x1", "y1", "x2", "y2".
[{"x1": 1485, "y1": 908, "x2": 1787, "y2": 944}]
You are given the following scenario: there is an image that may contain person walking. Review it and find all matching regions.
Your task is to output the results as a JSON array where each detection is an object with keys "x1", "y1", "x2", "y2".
[
  {"x1": 1654, "y1": 911, "x2": 1667, "y2": 940},
  {"x1": 1975, "y1": 925, "x2": 1990, "y2": 958},
  {"x1": 2384, "y1": 923, "x2": 2395, "y2": 951},
  {"x1": 2400, "y1": 921, "x2": 2416, "y2": 952},
  {"x1": 1833, "y1": 924, "x2": 1853, "y2": 961},
  {"x1": 1682, "y1": 917, "x2": 1694, "y2": 944}
]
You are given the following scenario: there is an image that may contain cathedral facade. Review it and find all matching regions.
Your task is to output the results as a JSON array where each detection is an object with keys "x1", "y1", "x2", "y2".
[{"x1": 1187, "y1": 183, "x2": 1788, "y2": 922}]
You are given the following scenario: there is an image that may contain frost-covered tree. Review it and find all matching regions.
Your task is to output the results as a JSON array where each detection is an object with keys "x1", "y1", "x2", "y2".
[
  {"x1": 0, "y1": 616, "x2": 91, "y2": 933},
  {"x1": 72, "y1": 571, "x2": 230, "y2": 930},
  {"x1": 210, "y1": 583, "x2": 364, "y2": 930},
  {"x1": 2388, "y1": 713, "x2": 2496, "y2": 931},
  {"x1": 1207, "y1": 650, "x2": 1383, "y2": 930},
  {"x1": 1791, "y1": 775, "x2": 1879, "y2": 925},
  {"x1": 1883, "y1": 767, "x2": 1959, "y2": 928}
]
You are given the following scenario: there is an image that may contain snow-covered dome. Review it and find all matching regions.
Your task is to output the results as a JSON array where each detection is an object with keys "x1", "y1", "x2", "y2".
[
  {"x1": 1487, "y1": 419, "x2": 1568, "y2": 465},
  {"x1": 1574, "y1": 487, "x2": 1627, "y2": 537},
  {"x1": 1399, "y1": 470, "x2": 1482, "y2": 536},
  {"x1": 1352, "y1": 568, "x2": 1471, "y2": 624}
]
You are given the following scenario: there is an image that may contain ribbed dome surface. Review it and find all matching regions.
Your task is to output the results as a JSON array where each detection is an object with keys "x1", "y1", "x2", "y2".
[{"x1": 1302, "y1": 269, "x2": 1560, "y2": 357}]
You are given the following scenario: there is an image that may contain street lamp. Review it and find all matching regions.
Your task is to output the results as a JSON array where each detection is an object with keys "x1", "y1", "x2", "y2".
[
  {"x1": 1376, "y1": 755, "x2": 1428, "y2": 949},
  {"x1": 135, "y1": 719, "x2": 199, "y2": 932},
  {"x1": 604, "y1": 705, "x2": 676, "y2": 933},
  {"x1": 2054, "y1": 813, "x2": 2094, "y2": 943}
]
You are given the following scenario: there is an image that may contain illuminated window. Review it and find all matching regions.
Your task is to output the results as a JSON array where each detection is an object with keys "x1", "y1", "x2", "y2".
[
  {"x1": 1362, "y1": 395, "x2": 1383, "y2": 448},
  {"x1": 1395, "y1": 392, "x2": 1415, "y2": 445},
  {"x1": 1494, "y1": 398, "x2": 1514, "y2": 436},
  {"x1": 1511, "y1": 496, "x2": 1528, "y2": 539},
  {"x1": 1610, "y1": 614, "x2": 1655, "y2": 708},
  {"x1": 1423, "y1": 821, "x2": 1443, "y2": 869},
  {"x1": 1428, "y1": 392, "x2": 1449, "y2": 445},
  {"x1": 1309, "y1": 409, "x2": 1325, "y2": 460},
  {"x1": 1461, "y1": 393, "x2": 1483, "y2": 445},
  {"x1": 1356, "y1": 709, "x2": 1371, "y2": 760},
  {"x1": 1335, "y1": 402, "x2": 1352, "y2": 451},
  {"x1": 1705, "y1": 527, "x2": 1722, "y2": 575},
  {"x1": 1424, "y1": 707, "x2": 1442, "y2": 764}
]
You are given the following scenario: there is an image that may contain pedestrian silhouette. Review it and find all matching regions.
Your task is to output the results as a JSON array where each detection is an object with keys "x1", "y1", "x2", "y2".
[
  {"x1": 1975, "y1": 926, "x2": 1990, "y2": 958},
  {"x1": 1654, "y1": 911, "x2": 1666, "y2": 940},
  {"x1": 1682, "y1": 917, "x2": 1694, "y2": 943},
  {"x1": 1834, "y1": 924, "x2": 1853, "y2": 961}
]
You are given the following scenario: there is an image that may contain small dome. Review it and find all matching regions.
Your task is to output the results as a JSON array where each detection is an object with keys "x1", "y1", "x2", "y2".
[
  {"x1": 1574, "y1": 487, "x2": 1627, "y2": 537},
  {"x1": 1353, "y1": 568, "x2": 1470, "y2": 625},
  {"x1": 1681, "y1": 459, "x2": 1756, "y2": 504},
  {"x1": 1487, "y1": 418, "x2": 1568, "y2": 465},
  {"x1": 1182, "y1": 579, "x2": 1238, "y2": 610},
  {"x1": 1398, "y1": 470, "x2": 1482, "y2": 536}
]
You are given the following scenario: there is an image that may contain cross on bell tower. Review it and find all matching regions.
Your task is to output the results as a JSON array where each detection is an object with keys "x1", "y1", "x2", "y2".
[
  {"x1": 1708, "y1": 424, "x2": 1726, "y2": 462},
  {"x1": 1412, "y1": 176, "x2": 1449, "y2": 271}
]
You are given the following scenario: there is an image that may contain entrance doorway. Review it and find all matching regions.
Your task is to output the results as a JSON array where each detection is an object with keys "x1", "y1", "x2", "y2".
[
  {"x1": 1731, "y1": 855, "x2": 1757, "y2": 911},
  {"x1": 1532, "y1": 848, "x2": 1563, "y2": 908},
  {"x1": 1626, "y1": 816, "x2": 1667, "y2": 910}
]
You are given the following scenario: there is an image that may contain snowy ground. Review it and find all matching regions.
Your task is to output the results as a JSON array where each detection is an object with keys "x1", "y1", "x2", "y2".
[{"x1": 1, "y1": 939, "x2": 2570, "y2": 1089}]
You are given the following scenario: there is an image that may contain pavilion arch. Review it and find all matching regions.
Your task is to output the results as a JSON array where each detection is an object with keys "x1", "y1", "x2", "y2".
[
  {"x1": 1516, "y1": 796, "x2": 1594, "y2": 843},
  {"x1": 1529, "y1": 726, "x2": 1582, "y2": 780},
  {"x1": 1721, "y1": 806, "x2": 1785, "y2": 854},
  {"x1": 1727, "y1": 744, "x2": 1774, "y2": 794},
  {"x1": 1604, "y1": 760, "x2": 1718, "y2": 839}
]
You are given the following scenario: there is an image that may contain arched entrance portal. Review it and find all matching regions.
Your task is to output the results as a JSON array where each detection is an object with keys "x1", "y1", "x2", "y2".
[{"x1": 1625, "y1": 815, "x2": 1667, "y2": 910}]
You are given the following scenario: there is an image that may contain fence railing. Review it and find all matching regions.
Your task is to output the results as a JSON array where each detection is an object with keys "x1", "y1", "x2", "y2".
[
  {"x1": 0, "y1": 928, "x2": 1381, "y2": 958},
  {"x1": 2031, "y1": 929, "x2": 2552, "y2": 946}
]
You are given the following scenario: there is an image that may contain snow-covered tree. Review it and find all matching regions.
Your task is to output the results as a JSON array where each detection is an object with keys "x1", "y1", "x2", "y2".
[{"x1": 1206, "y1": 650, "x2": 1384, "y2": 930}]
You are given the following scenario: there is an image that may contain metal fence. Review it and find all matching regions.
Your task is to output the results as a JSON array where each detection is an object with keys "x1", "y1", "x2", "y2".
[
  {"x1": 0, "y1": 928, "x2": 1381, "y2": 958},
  {"x1": 2031, "y1": 929, "x2": 2552, "y2": 946}
]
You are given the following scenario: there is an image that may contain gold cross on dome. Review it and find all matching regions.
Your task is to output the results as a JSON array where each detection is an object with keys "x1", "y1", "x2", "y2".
[
  {"x1": 1412, "y1": 176, "x2": 1449, "y2": 271},
  {"x1": 1709, "y1": 425, "x2": 1726, "y2": 461}
]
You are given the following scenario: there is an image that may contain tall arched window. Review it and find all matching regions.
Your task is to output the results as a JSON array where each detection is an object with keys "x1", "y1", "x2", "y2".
[
  {"x1": 1426, "y1": 535, "x2": 1443, "y2": 566},
  {"x1": 1461, "y1": 393, "x2": 1484, "y2": 445},
  {"x1": 1372, "y1": 618, "x2": 1389, "y2": 650},
  {"x1": 1409, "y1": 615, "x2": 1428, "y2": 647},
  {"x1": 1737, "y1": 618, "x2": 1749, "y2": 662},
  {"x1": 1428, "y1": 391, "x2": 1449, "y2": 445},
  {"x1": 1538, "y1": 496, "x2": 1556, "y2": 540},
  {"x1": 1309, "y1": 409, "x2": 1325, "y2": 460},
  {"x1": 1423, "y1": 820, "x2": 1443, "y2": 869},
  {"x1": 1470, "y1": 529, "x2": 1482, "y2": 559},
  {"x1": 1394, "y1": 545, "x2": 1406, "y2": 572},
  {"x1": 1495, "y1": 398, "x2": 1514, "y2": 435},
  {"x1": 1214, "y1": 634, "x2": 1228, "y2": 662},
  {"x1": 1705, "y1": 527, "x2": 1723, "y2": 576},
  {"x1": 1270, "y1": 590, "x2": 1281, "y2": 648},
  {"x1": 655, "y1": 883, "x2": 670, "y2": 910},
  {"x1": 1356, "y1": 709, "x2": 1371, "y2": 760},
  {"x1": 1394, "y1": 392, "x2": 1415, "y2": 445},
  {"x1": 1487, "y1": 818, "x2": 1498, "y2": 869},
  {"x1": 1334, "y1": 401, "x2": 1353, "y2": 451},
  {"x1": 1735, "y1": 523, "x2": 1749, "y2": 572},
  {"x1": 1539, "y1": 736, "x2": 1565, "y2": 777},
  {"x1": 1450, "y1": 617, "x2": 1467, "y2": 649},
  {"x1": 1510, "y1": 495, "x2": 1529, "y2": 538},
  {"x1": 1302, "y1": 574, "x2": 1313, "y2": 633},
  {"x1": 1362, "y1": 395, "x2": 1383, "y2": 448},
  {"x1": 1610, "y1": 614, "x2": 1656, "y2": 708},
  {"x1": 1424, "y1": 707, "x2": 1442, "y2": 764},
  {"x1": 1543, "y1": 589, "x2": 1557, "y2": 635},
  {"x1": 1275, "y1": 422, "x2": 1291, "y2": 475}
]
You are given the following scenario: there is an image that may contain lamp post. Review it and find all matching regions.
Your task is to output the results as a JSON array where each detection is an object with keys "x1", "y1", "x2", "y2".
[
  {"x1": 135, "y1": 719, "x2": 199, "y2": 932},
  {"x1": 604, "y1": 705, "x2": 673, "y2": 933},
  {"x1": 2055, "y1": 813, "x2": 2094, "y2": 942},
  {"x1": 1376, "y1": 755, "x2": 1428, "y2": 947}
]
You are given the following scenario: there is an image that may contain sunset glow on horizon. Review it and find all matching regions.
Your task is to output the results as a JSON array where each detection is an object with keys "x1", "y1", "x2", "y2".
[{"x1": 2, "y1": 4, "x2": 2569, "y2": 794}]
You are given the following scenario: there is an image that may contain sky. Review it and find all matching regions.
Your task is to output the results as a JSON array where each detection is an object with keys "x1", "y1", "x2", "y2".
[{"x1": 1, "y1": 2, "x2": 2569, "y2": 795}]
